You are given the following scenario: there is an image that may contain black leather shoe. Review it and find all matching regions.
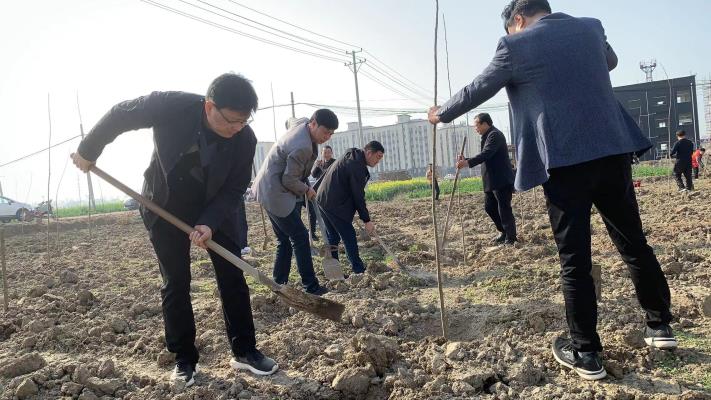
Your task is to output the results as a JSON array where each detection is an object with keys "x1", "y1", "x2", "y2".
[
  {"x1": 551, "y1": 337, "x2": 606, "y2": 381},
  {"x1": 491, "y1": 233, "x2": 506, "y2": 244},
  {"x1": 230, "y1": 349, "x2": 279, "y2": 376},
  {"x1": 307, "y1": 286, "x2": 329, "y2": 296}
]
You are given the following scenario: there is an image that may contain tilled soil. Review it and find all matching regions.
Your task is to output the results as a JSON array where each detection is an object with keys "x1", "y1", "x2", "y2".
[{"x1": 0, "y1": 177, "x2": 709, "y2": 399}]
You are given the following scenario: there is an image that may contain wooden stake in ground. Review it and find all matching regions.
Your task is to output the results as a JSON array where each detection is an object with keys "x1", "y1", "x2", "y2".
[
  {"x1": 458, "y1": 184, "x2": 466, "y2": 265},
  {"x1": 46, "y1": 93, "x2": 52, "y2": 266},
  {"x1": 430, "y1": 0, "x2": 448, "y2": 340},
  {"x1": 1, "y1": 227, "x2": 8, "y2": 312}
]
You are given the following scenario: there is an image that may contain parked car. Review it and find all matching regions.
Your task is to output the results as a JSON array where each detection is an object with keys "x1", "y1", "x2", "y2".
[
  {"x1": 123, "y1": 198, "x2": 139, "y2": 210},
  {"x1": 0, "y1": 196, "x2": 33, "y2": 223}
]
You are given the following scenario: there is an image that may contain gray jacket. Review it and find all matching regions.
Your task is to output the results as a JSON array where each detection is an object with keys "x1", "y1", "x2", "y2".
[
  {"x1": 253, "y1": 122, "x2": 317, "y2": 217},
  {"x1": 438, "y1": 13, "x2": 651, "y2": 191}
]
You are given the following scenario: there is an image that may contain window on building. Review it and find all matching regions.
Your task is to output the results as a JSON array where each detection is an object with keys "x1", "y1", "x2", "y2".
[
  {"x1": 676, "y1": 90, "x2": 691, "y2": 103},
  {"x1": 654, "y1": 96, "x2": 666, "y2": 106},
  {"x1": 657, "y1": 120, "x2": 667, "y2": 128},
  {"x1": 678, "y1": 113, "x2": 692, "y2": 125}
]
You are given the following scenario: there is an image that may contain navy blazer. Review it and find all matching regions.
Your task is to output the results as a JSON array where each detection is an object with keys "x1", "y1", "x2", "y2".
[
  {"x1": 466, "y1": 127, "x2": 514, "y2": 192},
  {"x1": 438, "y1": 13, "x2": 651, "y2": 191},
  {"x1": 78, "y1": 91, "x2": 256, "y2": 243}
]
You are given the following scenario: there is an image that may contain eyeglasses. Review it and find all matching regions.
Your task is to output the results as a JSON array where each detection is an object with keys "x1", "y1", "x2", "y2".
[{"x1": 215, "y1": 106, "x2": 253, "y2": 126}]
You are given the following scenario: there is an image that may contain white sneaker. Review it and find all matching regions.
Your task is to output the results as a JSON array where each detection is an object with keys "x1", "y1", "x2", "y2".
[{"x1": 241, "y1": 247, "x2": 251, "y2": 255}]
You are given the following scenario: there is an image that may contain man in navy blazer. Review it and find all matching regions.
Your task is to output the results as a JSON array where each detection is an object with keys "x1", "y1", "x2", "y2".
[{"x1": 429, "y1": 0, "x2": 674, "y2": 381}]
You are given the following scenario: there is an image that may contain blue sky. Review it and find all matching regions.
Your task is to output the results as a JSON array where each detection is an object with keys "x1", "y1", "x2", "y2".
[{"x1": 0, "y1": 0, "x2": 709, "y2": 204}]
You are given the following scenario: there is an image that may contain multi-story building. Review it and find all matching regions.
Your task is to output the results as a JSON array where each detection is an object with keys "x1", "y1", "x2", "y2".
[
  {"x1": 324, "y1": 114, "x2": 481, "y2": 179},
  {"x1": 702, "y1": 76, "x2": 710, "y2": 139},
  {"x1": 614, "y1": 75, "x2": 701, "y2": 160}
]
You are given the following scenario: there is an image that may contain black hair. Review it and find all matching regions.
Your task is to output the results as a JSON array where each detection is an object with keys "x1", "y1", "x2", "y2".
[
  {"x1": 700, "y1": 147, "x2": 706, "y2": 151},
  {"x1": 501, "y1": 0, "x2": 552, "y2": 33},
  {"x1": 364, "y1": 141, "x2": 385, "y2": 153},
  {"x1": 311, "y1": 109, "x2": 339, "y2": 130},
  {"x1": 474, "y1": 113, "x2": 494, "y2": 126},
  {"x1": 324, "y1": 145, "x2": 333, "y2": 150},
  {"x1": 676, "y1": 130, "x2": 686, "y2": 137},
  {"x1": 206, "y1": 73, "x2": 258, "y2": 113}
]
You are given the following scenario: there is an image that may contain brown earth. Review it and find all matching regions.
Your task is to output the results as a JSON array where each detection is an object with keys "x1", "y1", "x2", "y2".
[{"x1": 0, "y1": 177, "x2": 709, "y2": 399}]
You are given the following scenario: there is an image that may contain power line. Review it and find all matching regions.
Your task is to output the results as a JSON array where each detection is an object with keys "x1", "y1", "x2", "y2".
[
  {"x1": 0, "y1": 135, "x2": 82, "y2": 169},
  {"x1": 140, "y1": 0, "x2": 351, "y2": 63},
  {"x1": 360, "y1": 70, "x2": 430, "y2": 106},
  {"x1": 363, "y1": 63, "x2": 433, "y2": 102},
  {"x1": 186, "y1": 0, "x2": 351, "y2": 57}
]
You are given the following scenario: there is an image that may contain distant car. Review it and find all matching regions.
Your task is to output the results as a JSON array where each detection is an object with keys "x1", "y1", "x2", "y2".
[
  {"x1": 123, "y1": 198, "x2": 139, "y2": 210},
  {"x1": 444, "y1": 173, "x2": 456, "y2": 180},
  {"x1": 0, "y1": 196, "x2": 33, "y2": 223}
]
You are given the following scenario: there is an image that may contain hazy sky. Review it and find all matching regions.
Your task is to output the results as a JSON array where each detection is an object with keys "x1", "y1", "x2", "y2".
[{"x1": 1, "y1": 0, "x2": 709, "y2": 205}]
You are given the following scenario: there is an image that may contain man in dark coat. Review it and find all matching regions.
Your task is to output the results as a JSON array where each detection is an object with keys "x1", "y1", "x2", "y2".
[
  {"x1": 456, "y1": 113, "x2": 516, "y2": 244},
  {"x1": 670, "y1": 130, "x2": 694, "y2": 191},
  {"x1": 307, "y1": 145, "x2": 336, "y2": 240},
  {"x1": 316, "y1": 141, "x2": 384, "y2": 274},
  {"x1": 71, "y1": 73, "x2": 277, "y2": 386}
]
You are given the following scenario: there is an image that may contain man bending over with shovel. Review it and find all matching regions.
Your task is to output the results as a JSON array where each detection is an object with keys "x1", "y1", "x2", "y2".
[
  {"x1": 252, "y1": 109, "x2": 338, "y2": 296},
  {"x1": 71, "y1": 73, "x2": 277, "y2": 386},
  {"x1": 316, "y1": 141, "x2": 385, "y2": 274}
]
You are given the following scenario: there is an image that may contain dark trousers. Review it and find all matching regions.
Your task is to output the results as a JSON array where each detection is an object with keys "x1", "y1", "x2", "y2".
[
  {"x1": 674, "y1": 164, "x2": 693, "y2": 190},
  {"x1": 235, "y1": 199, "x2": 248, "y2": 249},
  {"x1": 148, "y1": 216, "x2": 256, "y2": 364},
  {"x1": 543, "y1": 154, "x2": 672, "y2": 352},
  {"x1": 267, "y1": 203, "x2": 320, "y2": 292},
  {"x1": 431, "y1": 179, "x2": 441, "y2": 200},
  {"x1": 484, "y1": 185, "x2": 517, "y2": 240},
  {"x1": 320, "y1": 208, "x2": 366, "y2": 274},
  {"x1": 303, "y1": 200, "x2": 318, "y2": 236},
  {"x1": 692, "y1": 166, "x2": 700, "y2": 179}
]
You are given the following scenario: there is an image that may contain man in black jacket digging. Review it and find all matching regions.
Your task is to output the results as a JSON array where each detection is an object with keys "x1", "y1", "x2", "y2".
[
  {"x1": 306, "y1": 145, "x2": 336, "y2": 241},
  {"x1": 670, "y1": 130, "x2": 694, "y2": 192},
  {"x1": 316, "y1": 141, "x2": 384, "y2": 274},
  {"x1": 456, "y1": 113, "x2": 517, "y2": 245},
  {"x1": 71, "y1": 73, "x2": 277, "y2": 387}
]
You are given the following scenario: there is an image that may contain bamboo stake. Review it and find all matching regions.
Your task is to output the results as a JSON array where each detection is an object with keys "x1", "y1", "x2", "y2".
[
  {"x1": 252, "y1": 164, "x2": 269, "y2": 250},
  {"x1": 46, "y1": 94, "x2": 52, "y2": 266},
  {"x1": 1, "y1": 227, "x2": 8, "y2": 312},
  {"x1": 440, "y1": 138, "x2": 467, "y2": 248},
  {"x1": 458, "y1": 184, "x2": 466, "y2": 265},
  {"x1": 431, "y1": 0, "x2": 448, "y2": 340}
]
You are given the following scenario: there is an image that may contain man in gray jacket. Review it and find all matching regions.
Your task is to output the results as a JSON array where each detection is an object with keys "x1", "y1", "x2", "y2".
[
  {"x1": 429, "y1": 0, "x2": 674, "y2": 381},
  {"x1": 252, "y1": 109, "x2": 338, "y2": 295}
]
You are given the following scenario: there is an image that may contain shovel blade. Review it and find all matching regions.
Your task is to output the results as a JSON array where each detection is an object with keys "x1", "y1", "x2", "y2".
[
  {"x1": 275, "y1": 285, "x2": 345, "y2": 321},
  {"x1": 323, "y1": 258, "x2": 345, "y2": 281}
]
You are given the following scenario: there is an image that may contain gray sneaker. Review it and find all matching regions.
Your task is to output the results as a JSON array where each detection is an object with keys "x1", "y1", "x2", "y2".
[
  {"x1": 230, "y1": 349, "x2": 278, "y2": 376},
  {"x1": 170, "y1": 361, "x2": 199, "y2": 387},
  {"x1": 644, "y1": 324, "x2": 678, "y2": 349}
]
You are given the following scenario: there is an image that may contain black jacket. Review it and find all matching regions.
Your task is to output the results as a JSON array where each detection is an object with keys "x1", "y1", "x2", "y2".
[
  {"x1": 77, "y1": 91, "x2": 256, "y2": 242},
  {"x1": 466, "y1": 127, "x2": 515, "y2": 192},
  {"x1": 310, "y1": 158, "x2": 335, "y2": 191},
  {"x1": 671, "y1": 138, "x2": 694, "y2": 169},
  {"x1": 316, "y1": 148, "x2": 371, "y2": 223}
]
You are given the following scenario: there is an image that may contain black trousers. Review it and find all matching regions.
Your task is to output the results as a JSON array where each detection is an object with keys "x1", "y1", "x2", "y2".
[
  {"x1": 235, "y1": 198, "x2": 248, "y2": 249},
  {"x1": 484, "y1": 185, "x2": 517, "y2": 240},
  {"x1": 674, "y1": 164, "x2": 693, "y2": 190},
  {"x1": 543, "y1": 154, "x2": 672, "y2": 352},
  {"x1": 431, "y1": 179, "x2": 440, "y2": 200},
  {"x1": 148, "y1": 214, "x2": 256, "y2": 364},
  {"x1": 693, "y1": 167, "x2": 699, "y2": 179}
]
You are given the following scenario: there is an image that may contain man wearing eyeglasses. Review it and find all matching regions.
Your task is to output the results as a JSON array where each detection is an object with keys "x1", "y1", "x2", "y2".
[
  {"x1": 252, "y1": 109, "x2": 338, "y2": 296},
  {"x1": 71, "y1": 73, "x2": 278, "y2": 387}
]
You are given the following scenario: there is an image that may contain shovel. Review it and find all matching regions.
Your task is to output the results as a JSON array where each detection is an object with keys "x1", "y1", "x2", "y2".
[
  {"x1": 356, "y1": 221, "x2": 413, "y2": 276},
  {"x1": 304, "y1": 195, "x2": 319, "y2": 257},
  {"x1": 89, "y1": 164, "x2": 345, "y2": 322},
  {"x1": 310, "y1": 200, "x2": 345, "y2": 281}
]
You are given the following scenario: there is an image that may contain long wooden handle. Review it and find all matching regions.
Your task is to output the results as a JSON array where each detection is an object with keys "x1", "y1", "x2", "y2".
[
  {"x1": 89, "y1": 165, "x2": 280, "y2": 291},
  {"x1": 441, "y1": 137, "x2": 467, "y2": 247}
]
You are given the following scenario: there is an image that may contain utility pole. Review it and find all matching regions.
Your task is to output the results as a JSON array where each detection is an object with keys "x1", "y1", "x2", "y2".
[
  {"x1": 77, "y1": 94, "x2": 96, "y2": 210},
  {"x1": 290, "y1": 91, "x2": 295, "y2": 118},
  {"x1": 345, "y1": 49, "x2": 366, "y2": 147}
]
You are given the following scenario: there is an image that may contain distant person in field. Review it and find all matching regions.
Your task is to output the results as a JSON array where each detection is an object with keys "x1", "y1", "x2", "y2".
[
  {"x1": 426, "y1": 164, "x2": 440, "y2": 200},
  {"x1": 692, "y1": 147, "x2": 705, "y2": 179},
  {"x1": 671, "y1": 130, "x2": 694, "y2": 191},
  {"x1": 455, "y1": 112, "x2": 517, "y2": 245},
  {"x1": 71, "y1": 73, "x2": 278, "y2": 386},
  {"x1": 307, "y1": 145, "x2": 336, "y2": 241},
  {"x1": 252, "y1": 109, "x2": 338, "y2": 296},
  {"x1": 428, "y1": 0, "x2": 675, "y2": 381},
  {"x1": 316, "y1": 141, "x2": 384, "y2": 274}
]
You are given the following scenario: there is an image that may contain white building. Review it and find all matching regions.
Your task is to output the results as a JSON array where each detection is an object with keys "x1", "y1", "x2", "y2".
[{"x1": 324, "y1": 114, "x2": 482, "y2": 178}]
